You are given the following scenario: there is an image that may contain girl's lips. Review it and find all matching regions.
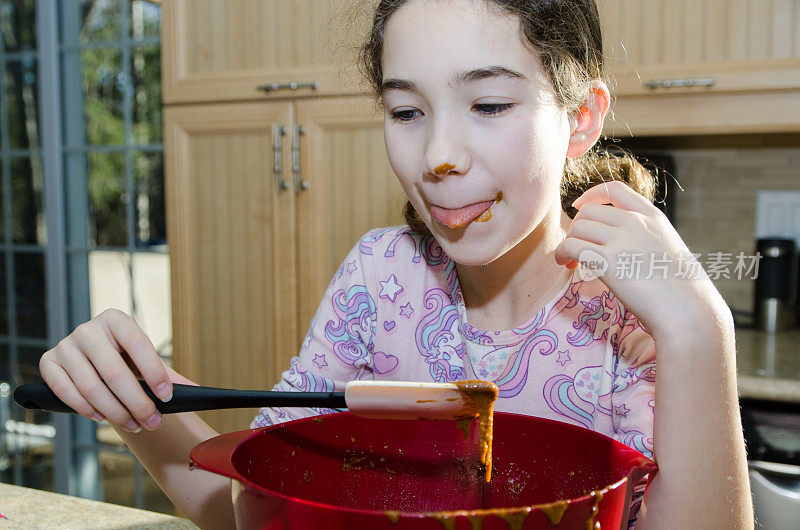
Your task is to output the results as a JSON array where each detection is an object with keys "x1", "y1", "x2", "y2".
[{"x1": 430, "y1": 200, "x2": 495, "y2": 229}]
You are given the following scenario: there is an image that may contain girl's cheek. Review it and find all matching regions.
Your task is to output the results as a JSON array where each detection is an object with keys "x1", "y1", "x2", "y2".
[{"x1": 386, "y1": 129, "x2": 423, "y2": 179}]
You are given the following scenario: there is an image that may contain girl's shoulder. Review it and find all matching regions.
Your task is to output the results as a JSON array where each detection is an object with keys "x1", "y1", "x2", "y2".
[
  {"x1": 347, "y1": 224, "x2": 455, "y2": 302},
  {"x1": 356, "y1": 225, "x2": 448, "y2": 271},
  {"x1": 566, "y1": 275, "x2": 655, "y2": 365},
  {"x1": 357, "y1": 225, "x2": 429, "y2": 254}
]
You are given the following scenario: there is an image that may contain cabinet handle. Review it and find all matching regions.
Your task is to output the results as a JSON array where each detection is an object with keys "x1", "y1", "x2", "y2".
[
  {"x1": 257, "y1": 81, "x2": 318, "y2": 93},
  {"x1": 643, "y1": 77, "x2": 716, "y2": 90},
  {"x1": 292, "y1": 124, "x2": 309, "y2": 193},
  {"x1": 273, "y1": 124, "x2": 289, "y2": 193}
]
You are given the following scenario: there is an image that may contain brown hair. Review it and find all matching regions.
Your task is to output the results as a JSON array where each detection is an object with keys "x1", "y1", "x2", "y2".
[{"x1": 359, "y1": 0, "x2": 656, "y2": 234}]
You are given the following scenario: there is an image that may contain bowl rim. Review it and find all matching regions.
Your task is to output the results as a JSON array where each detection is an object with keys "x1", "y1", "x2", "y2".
[{"x1": 195, "y1": 411, "x2": 657, "y2": 521}]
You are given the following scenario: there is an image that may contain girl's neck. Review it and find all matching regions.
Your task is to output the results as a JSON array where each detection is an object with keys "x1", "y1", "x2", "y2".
[{"x1": 455, "y1": 205, "x2": 574, "y2": 332}]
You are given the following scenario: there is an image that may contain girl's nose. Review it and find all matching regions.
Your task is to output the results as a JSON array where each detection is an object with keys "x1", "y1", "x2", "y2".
[{"x1": 423, "y1": 120, "x2": 470, "y2": 179}]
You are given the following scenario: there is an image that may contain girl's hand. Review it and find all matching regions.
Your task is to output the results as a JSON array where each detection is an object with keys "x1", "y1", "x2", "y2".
[
  {"x1": 554, "y1": 180, "x2": 732, "y2": 342},
  {"x1": 38, "y1": 309, "x2": 190, "y2": 433}
]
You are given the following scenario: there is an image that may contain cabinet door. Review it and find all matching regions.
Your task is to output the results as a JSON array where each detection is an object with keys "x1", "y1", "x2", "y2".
[
  {"x1": 161, "y1": 0, "x2": 370, "y2": 104},
  {"x1": 164, "y1": 102, "x2": 298, "y2": 433},
  {"x1": 294, "y1": 97, "x2": 406, "y2": 344},
  {"x1": 598, "y1": 0, "x2": 800, "y2": 96}
]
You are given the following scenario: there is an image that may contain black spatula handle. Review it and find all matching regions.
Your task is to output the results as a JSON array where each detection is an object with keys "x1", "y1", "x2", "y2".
[{"x1": 14, "y1": 381, "x2": 347, "y2": 415}]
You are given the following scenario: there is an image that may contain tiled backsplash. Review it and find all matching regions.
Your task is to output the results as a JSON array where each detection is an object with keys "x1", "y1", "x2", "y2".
[{"x1": 666, "y1": 147, "x2": 800, "y2": 313}]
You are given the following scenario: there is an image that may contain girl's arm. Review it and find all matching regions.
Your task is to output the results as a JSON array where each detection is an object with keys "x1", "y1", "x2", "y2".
[
  {"x1": 556, "y1": 180, "x2": 753, "y2": 528},
  {"x1": 114, "y1": 412, "x2": 235, "y2": 528},
  {"x1": 39, "y1": 310, "x2": 235, "y2": 528},
  {"x1": 637, "y1": 298, "x2": 751, "y2": 529}
]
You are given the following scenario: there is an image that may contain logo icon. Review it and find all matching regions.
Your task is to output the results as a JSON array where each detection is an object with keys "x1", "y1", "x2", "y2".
[{"x1": 576, "y1": 249, "x2": 608, "y2": 281}]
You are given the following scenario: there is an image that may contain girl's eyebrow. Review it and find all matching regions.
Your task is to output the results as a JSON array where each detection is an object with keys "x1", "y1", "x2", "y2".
[{"x1": 380, "y1": 65, "x2": 528, "y2": 96}]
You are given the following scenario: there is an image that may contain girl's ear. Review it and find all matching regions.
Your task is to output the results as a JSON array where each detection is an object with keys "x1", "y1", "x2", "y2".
[{"x1": 566, "y1": 80, "x2": 610, "y2": 158}]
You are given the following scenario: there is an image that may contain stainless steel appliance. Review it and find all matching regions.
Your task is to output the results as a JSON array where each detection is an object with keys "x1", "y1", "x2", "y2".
[
  {"x1": 754, "y1": 239, "x2": 797, "y2": 333},
  {"x1": 741, "y1": 398, "x2": 800, "y2": 529}
]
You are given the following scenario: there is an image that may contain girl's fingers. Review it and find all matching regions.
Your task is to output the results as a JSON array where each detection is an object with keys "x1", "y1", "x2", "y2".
[
  {"x1": 566, "y1": 218, "x2": 615, "y2": 247},
  {"x1": 570, "y1": 202, "x2": 631, "y2": 228},
  {"x1": 74, "y1": 329, "x2": 162, "y2": 431},
  {"x1": 165, "y1": 365, "x2": 198, "y2": 387},
  {"x1": 555, "y1": 236, "x2": 606, "y2": 267},
  {"x1": 572, "y1": 180, "x2": 653, "y2": 214},
  {"x1": 57, "y1": 347, "x2": 145, "y2": 432},
  {"x1": 99, "y1": 309, "x2": 172, "y2": 402},
  {"x1": 40, "y1": 357, "x2": 105, "y2": 422}
]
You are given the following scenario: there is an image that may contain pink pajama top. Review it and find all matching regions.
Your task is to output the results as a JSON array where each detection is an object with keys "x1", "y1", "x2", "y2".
[{"x1": 251, "y1": 226, "x2": 656, "y2": 526}]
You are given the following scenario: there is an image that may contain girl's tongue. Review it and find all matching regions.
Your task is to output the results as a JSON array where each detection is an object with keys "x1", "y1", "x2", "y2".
[{"x1": 431, "y1": 200, "x2": 494, "y2": 229}]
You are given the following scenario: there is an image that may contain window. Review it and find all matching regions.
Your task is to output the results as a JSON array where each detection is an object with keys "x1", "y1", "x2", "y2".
[{"x1": 0, "y1": 0, "x2": 172, "y2": 514}]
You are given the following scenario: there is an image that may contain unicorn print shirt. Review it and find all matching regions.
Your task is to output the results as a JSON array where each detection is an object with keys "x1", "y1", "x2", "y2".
[{"x1": 251, "y1": 225, "x2": 656, "y2": 461}]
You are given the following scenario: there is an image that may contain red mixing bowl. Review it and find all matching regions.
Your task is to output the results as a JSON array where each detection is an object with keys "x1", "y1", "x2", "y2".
[{"x1": 190, "y1": 411, "x2": 656, "y2": 529}]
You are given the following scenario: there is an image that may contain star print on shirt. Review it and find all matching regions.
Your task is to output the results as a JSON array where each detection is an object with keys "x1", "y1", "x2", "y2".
[
  {"x1": 399, "y1": 302, "x2": 414, "y2": 318},
  {"x1": 378, "y1": 274, "x2": 404, "y2": 303},
  {"x1": 313, "y1": 353, "x2": 328, "y2": 369},
  {"x1": 614, "y1": 404, "x2": 630, "y2": 417},
  {"x1": 346, "y1": 260, "x2": 358, "y2": 275},
  {"x1": 556, "y1": 350, "x2": 571, "y2": 366}
]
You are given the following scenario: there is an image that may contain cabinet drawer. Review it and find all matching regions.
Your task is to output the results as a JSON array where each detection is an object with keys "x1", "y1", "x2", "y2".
[{"x1": 161, "y1": 0, "x2": 369, "y2": 103}]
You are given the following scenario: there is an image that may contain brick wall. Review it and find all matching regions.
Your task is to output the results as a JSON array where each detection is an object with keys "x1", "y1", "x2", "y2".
[{"x1": 664, "y1": 147, "x2": 800, "y2": 314}]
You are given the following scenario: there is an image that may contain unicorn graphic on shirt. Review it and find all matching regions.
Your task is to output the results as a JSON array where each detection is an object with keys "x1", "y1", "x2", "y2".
[
  {"x1": 543, "y1": 365, "x2": 611, "y2": 429},
  {"x1": 415, "y1": 288, "x2": 466, "y2": 382},
  {"x1": 324, "y1": 285, "x2": 377, "y2": 372}
]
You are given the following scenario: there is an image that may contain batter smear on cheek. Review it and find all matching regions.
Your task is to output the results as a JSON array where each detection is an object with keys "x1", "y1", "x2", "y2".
[
  {"x1": 475, "y1": 191, "x2": 503, "y2": 223},
  {"x1": 434, "y1": 162, "x2": 455, "y2": 175}
]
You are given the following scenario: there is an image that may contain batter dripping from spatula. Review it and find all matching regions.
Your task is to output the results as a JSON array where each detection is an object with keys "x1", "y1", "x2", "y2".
[{"x1": 455, "y1": 380, "x2": 498, "y2": 483}]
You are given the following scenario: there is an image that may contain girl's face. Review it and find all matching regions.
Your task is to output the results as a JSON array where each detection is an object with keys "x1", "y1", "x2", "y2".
[{"x1": 381, "y1": 0, "x2": 573, "y2": 266}]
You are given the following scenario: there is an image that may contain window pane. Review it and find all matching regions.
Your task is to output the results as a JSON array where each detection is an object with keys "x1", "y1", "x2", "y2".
[
  {"x1": 89, "y1": 250, "x2": 131, "y2": 316},
  {"x1": 0, "y1": 255, "x2": 6, "y2": 335},
  {"x1": 132, "y1": 44, "x2": 161, "y2": 144},
  {"x1": 88, "y1": 152, "x2": 127, "y2": 247},
  {"x1": 0, "y1": 343, "x2": 7, "y2": 382},
  {"x1": 6, "y1": 58, "x2": 39, "y2": 150},
  {"x1": 10, "y1": 157, "x2": 45, "y2": 245},
  {"x1": 79, "y1": 0, "x2": 122, "y2": 43},
  {"x1": 132, "y1": 252, "x2": 170, "y2": 356},
  {"x1": 11, "y1": 345, "x2": 54, "y2": 491},
  {"x1": 18, "y1": 345, "x2": 49, "y2": 424},
  {"x1": 15, "y1": 252, "x2": 46, "y2": 339},
  {"x1": 0, "y1": 170, "x2": 5, "y2": 243},
  {"x1": 133, "y1": 152, "x2": 164, "y2": 246},
  {"x1": 0, "y1": 0, "x2": 36, "y2": 52},
  {"x1": 131, "y1": 0, "x2": 159, "y2": 40},
  {"x1": 82, "y1": 47, "x2": 125, "y2": 146}
]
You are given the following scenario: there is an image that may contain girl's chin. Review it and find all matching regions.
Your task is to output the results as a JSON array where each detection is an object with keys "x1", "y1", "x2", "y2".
[{"x1": 431, "y1": 228, "x2": 509, "y2": 267}]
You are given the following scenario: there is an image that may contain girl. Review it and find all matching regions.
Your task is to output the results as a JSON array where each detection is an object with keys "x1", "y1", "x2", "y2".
[{"x1": 39, "y1": 0, "x2": 753, "y2": 528}]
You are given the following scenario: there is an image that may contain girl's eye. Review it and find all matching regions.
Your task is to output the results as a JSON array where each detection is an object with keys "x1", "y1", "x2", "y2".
[
  {"x1": 473, "y1": 103, "x2": 514, "y2": 116},
  {"x1": 389, "y1": 108, "x2": 422, "y2": 122}
]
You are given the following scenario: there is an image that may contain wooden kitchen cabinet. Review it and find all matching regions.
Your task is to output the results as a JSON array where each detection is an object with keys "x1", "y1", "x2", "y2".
[
  {"x1": 598, "y1": 0, "x2": 800, "y2": 95},
  {"x1": 294, "y1": 97, "x2": 406, "y2": 336},
  {"x1": 597, "y1": 0, "x2": 800, "y2": 136},
  {"x1": 161, "y1": 0, "x2": 369, "y2": 104},
  {"x1": 164, "y1": 101, "x2": 299, "y2": 433},
  {"x1": 164, "y1": 97, "x2": 402, "y2": 433}
]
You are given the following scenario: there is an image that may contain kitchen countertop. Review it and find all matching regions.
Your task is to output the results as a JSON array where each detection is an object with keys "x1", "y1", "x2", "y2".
[
  {"x1": 0, "y1": 483, "x2": 199, "y2": 529},
  {"x1": 736, "y1": 327, "x2": 800, "y2": 403}
]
